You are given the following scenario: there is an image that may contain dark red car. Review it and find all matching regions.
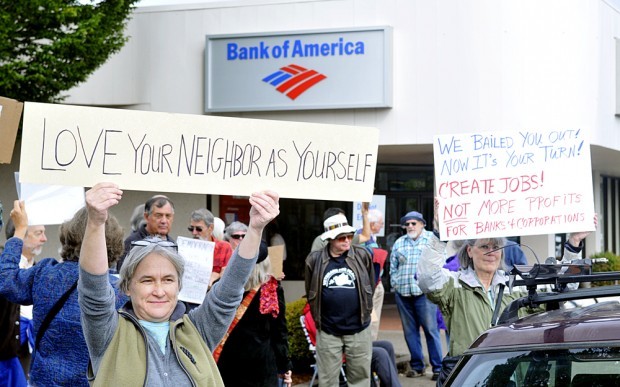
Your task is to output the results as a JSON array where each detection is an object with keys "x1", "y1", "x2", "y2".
[{"x1": 444, "y1": 263, "x2": 620, "y2": 387}]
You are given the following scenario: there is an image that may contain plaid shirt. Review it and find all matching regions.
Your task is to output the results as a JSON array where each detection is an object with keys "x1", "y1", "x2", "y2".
[{"x1": 389, "y1": 230, "x2": 434, "y2": 296}]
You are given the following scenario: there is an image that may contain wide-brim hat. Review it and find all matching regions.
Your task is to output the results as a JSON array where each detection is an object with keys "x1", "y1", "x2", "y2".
[{"x1": 321, "y1": 214, "x2": 357, "y2": 241}]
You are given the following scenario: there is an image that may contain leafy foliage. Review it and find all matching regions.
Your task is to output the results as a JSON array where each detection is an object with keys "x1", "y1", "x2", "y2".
[
  {"x1": 285, "y1": 297, "x2": 313, "y2": 371},
  {"x1": 0, "y1": 0, "x2": 139, "y2": 103},
  {"x1": 590, "y1": 251, "x2": 620, "y2": 286}
]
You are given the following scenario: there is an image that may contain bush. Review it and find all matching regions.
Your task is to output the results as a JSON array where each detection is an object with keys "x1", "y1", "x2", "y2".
[
  {"x1": 590, "y1": 251, "x2": 620, "y2": 286},
  {"x1": 286, "y1": 297, "x2": 314, "y2": 373}
]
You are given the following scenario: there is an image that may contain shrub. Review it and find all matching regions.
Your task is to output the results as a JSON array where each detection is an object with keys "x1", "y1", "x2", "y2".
[
  {"x1": 286, "y1": 297, "x2": 314, "y2": 372},
  {"x1": 590, "y1": 251, "x2": 620, "y2": 286}
]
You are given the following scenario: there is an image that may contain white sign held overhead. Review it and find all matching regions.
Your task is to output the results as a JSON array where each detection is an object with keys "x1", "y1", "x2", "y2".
[
  {"x1": 433, "y1": 129, "x2": 595, "y2": 240},
  {"x1": 177, "y1": 237, "x2": 214, "y2": 305},
  {"x1": 19, "y1": 102, "x2": 378, "y2": 202}
]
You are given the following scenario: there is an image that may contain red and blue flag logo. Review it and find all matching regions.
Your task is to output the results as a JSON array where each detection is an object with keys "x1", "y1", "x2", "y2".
[{"x1": 262, "y1": 64, "x2": 327, "y2": 100}]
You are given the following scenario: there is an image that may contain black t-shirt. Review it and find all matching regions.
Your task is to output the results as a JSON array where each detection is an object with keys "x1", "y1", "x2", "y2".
[{"x1": 320, "y1": 252, "x2": 365, "y2": 335}]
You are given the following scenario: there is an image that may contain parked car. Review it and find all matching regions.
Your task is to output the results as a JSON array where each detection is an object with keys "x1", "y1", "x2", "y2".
[{"x1": 444, "y1": 260, "x2": 620, "y2": 387}]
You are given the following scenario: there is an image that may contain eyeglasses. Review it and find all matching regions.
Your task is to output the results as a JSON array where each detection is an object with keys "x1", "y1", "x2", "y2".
[
  {"x1": 335, "y1": 234, "x2": 353, "y2": 242},
  {"x1": 187, "y1": 226, "x2": 204, "y2": 232},
  {"x1": 475, "y1": 244, "x2": 502, "y2": 253},
  {"x1": 404, "y1": 221, "x2": 418, "y2": 227},
  {"x1": 230, "y1": 234, "x2": 246, "y2": 240},
  {"x1": 131, "y1": 238, "x2": 178, "y2": 251}
]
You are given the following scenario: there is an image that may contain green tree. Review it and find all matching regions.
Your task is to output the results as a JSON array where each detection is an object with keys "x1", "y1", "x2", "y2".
[{"x1": 0, "y1": 0, "x2": 139, "y2": 103}]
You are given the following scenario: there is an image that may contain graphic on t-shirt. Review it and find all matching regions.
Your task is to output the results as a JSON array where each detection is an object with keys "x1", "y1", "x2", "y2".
[{"x1": 323, "y1": 267, "x2": 356, "y2": 288}]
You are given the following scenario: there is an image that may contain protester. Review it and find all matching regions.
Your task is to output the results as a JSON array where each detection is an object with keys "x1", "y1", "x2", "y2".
[
  {"x1": 311, "y1": 208, "x2": 365, "y2": 252},
  {"x1": 305, "y1": 213, "x2": 375, "y2": 387},
  {"x1": 128, "y1": 203, "x2": 146, "y2": 232},
  {"x1": 78, "y1": 183, "x2": 280, "y2": 385},
  {"x1": 4, "y1": 217, "x2": 48, "y2": 378},
  {"x1": 215, "y1": 242, "x2": 293, "y2": 387},
  {"x1": 116, "y1": 194, "x2": 175, "y2": 271},
  {"x1": 389, "y1": 210, "x2": 443, "y2": 380},
  {"x1": 224, "y1": 221, "x2": 248, "y2": 251},
  {"x1": 418, "y1": 211, "x2": 597, "y2": 386},
  {"x1": 0, "y1": 201, "x2": 28, "y2": 387},
  {"x1": 0, "y1": 200, "x2": 126, "y2": 386},
  {"x1": 188, "y1": 208, "x2": 232, "y2": 286}
]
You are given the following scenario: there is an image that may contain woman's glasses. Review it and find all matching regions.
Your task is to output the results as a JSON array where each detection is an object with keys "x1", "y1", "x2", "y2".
[
  {"x1": 131, "y1": 238, "x2": 178, "y2": 251},
  {"x1": 335, "y1": 234, "x2": 353, "y2": 242},
  {"x1": 187, "y1": 226, "x2": 203, "y2": 232},
  {"x1": 230, "y1": 234, "x2": 246, "y2": 240}
]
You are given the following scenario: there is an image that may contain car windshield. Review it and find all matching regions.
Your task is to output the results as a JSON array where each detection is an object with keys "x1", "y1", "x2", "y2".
[{"x1": 447, "y1": 347, "x2": 620, "y2": 387}]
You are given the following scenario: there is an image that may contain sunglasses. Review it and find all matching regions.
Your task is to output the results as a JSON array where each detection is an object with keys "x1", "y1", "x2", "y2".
[
  {"x1": 404, "y1": 221, "x2": 418, "y2": 227},
  {"x1": 187, "y1": 226, "x2": 204, "y2": 232},
  {"x1": 335, "y1": 234, "x2": 353, "y2": 242},
  {"x1": 131, "y1": 238, "x2": 178, "y2": 251},
  {"x1": 230, "y1": 234, "x2": 246, "y2": 240}
]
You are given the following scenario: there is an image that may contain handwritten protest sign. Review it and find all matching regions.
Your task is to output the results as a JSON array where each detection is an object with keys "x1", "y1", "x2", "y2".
[
  {"x1": 177, "y1": 237, "x2": 213, "y2": 304},
  {"x1": 19, "y1": 102, "x2": 378, "y2": 202},
  {"x1": 433, "y1": 129, "x2": 595, "y2": 240}
]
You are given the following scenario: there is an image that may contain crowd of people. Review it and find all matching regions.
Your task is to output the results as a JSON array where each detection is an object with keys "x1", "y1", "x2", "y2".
[{"x1": 0, "y1": 184, "x2": 597, "y2": 387}]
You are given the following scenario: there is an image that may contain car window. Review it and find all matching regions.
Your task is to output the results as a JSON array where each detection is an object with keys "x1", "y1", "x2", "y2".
[{"x1": 448, "y1": 347, "x2": 620, "y2": 386}]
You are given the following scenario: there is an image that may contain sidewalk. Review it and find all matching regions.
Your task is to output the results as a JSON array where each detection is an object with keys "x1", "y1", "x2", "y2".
[{"x1": 294, "y1": 303, "x2": 446, "y2": 387}]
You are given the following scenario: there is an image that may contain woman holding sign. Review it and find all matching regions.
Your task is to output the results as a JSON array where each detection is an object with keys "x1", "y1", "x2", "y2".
[
  {"x1": 417, "y1": 203, "x2": 596, "y2": 386},
  {"x1": 78, "y1": 183, "x2": 279, "y2": 386},
  {"x1": 215, "y1": 241, "x2": 293, "y2": 387}
]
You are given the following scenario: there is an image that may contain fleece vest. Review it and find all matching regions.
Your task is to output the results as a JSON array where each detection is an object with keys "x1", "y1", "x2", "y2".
[{"x1": 88, "y1": 313, "x2": 224, "y2": 387}]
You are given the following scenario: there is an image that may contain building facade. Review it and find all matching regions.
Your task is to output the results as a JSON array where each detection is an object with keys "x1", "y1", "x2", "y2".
[{"x1": 3, "y1": 0, "x2": 620, "y2": 278}]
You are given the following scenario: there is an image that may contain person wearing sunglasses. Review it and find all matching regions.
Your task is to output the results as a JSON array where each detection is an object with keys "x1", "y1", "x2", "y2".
[
  {"x1": 78, "y1": 183, "x2": 280, "y2": 386},
  {"x1": 188, "y1": 208, "x2": 233, "y2": 287},
  {"x1": 305, "y1": 213, "x2": 375, "y2": 387},
  {"x1": 224, "y1": 221, "x2": 248, "y2": 251},
  {"x1": 389, "y1": 210, "x2": 443, "y2": 380}
]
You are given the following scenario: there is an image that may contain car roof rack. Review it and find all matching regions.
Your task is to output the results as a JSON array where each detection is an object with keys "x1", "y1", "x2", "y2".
[{"x1": 497, "y1": 258, "x2": 620, "y2": 325}]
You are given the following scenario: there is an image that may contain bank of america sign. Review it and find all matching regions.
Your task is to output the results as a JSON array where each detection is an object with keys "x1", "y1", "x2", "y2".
[{"x1": 205, "y1": 27, "x2": 392, "y2": 113}]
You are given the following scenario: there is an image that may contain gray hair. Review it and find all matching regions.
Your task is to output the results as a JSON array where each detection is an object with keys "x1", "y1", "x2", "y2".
[
  {"x1": 190, "y1": 208, "x2": 214, "y2": 227},
  {"x1": 118, "y1": 243, "x2": 185, "y2": 293},
  {"x1": 225, "y1": 221, "x2": 248, "y2": 241},
  {"x1": 457, "y1": 237, "x2": 507, "y2": 271},
  {"x1": 368, "y1": 209, "x2": 383, "y2": 223},
  {"x1": 130, "y1": 204, "x2": 146, "y2": 232},
  {"x1": 244, "y1": 258, "x2": 272, "y2": 291}
]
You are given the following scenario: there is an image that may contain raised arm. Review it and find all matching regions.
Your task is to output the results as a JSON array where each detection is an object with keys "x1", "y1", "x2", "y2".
[
  {"x1": 237, "y1": 190, "x2": 280, "y2": 260},
  {"x1": 80, "y1": 183, "x2": 123, "y2": 275}
]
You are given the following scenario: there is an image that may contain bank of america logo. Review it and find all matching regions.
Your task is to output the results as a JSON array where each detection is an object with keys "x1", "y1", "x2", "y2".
[{"x1": 262, "y1": 64, "x2": 327, "y2": 100}]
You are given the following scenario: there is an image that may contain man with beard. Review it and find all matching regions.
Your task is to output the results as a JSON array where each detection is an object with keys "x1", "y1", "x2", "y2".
[
  {"x1": 389, "y1": 211, "x2": 443, "y2": 381},
  {"x1": 4, "y1": 218, "x2": 48, "y2": 380}
]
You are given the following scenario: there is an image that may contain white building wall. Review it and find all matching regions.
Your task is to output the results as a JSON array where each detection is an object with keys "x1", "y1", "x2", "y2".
[{"x1": 5, "y1": 0, "x2": 618, "y2": 259}]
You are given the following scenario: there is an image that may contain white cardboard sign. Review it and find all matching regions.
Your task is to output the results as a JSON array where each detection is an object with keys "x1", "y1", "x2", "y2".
[
  {"x1": 19, "y1": 102, "x2": 378, "y2": 202},
  {"x1": 177, "y1": 237, "x2": 214, "y2": 305},
  {"x1": 433, "y1": 129, "x2": 595, "y2": 240}
]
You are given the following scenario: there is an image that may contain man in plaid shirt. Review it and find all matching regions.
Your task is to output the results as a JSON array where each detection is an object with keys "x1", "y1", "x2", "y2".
[{"x1": 389, "y1": 211, "x2": 443, "y2": 380}]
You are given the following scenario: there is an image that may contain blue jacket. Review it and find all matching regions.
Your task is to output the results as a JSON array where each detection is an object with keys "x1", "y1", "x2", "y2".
[{"x1": 0, "y1": 238, "x2": 126, "y2": 386}]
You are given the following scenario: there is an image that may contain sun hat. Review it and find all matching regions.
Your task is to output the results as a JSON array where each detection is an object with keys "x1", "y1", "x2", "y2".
[
  {"x1": 400, "y1": 211, "x2": 426, "y2": 226},
  {"x1": 320, "y1": 213, "x2": 357, "y2": 241}
]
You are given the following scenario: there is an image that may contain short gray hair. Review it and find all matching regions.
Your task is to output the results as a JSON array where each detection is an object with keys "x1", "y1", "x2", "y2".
[
  {"x1": 368, "y1": 209, "x2": 383, "y2": 223},
  {"x1": 457, "y1": 237, "x2": 507, "y2": 271},
  {"x1": 225, "y1": 221, "x2": 248, "y2": 241},
  {"x1": 190, "y1": 208, "x2": 214, "y2": 226},
  {"x1": 118, "y1": 243, "x2": 185, "y2": 293}
]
